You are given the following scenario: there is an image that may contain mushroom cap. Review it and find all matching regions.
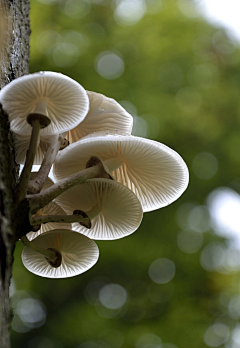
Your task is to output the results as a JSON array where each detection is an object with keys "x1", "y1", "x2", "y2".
[
  {"x1": 21, "y1": 229, "x2": 99, "y2": 278},
  {"x1": 55, "y1": 178, "x2": 143, "y2": 240},
  {"x1": 14, "y1": 132, "x2": 64, "y2": 165},
  {"x1": 0, "y1": 71, "x2": 89, "y2": 136},
  {"x1": 27, "y1": 202, "x2": 71, "y2": 241},
  {"x1": 54, "y1": 133, "x2": 189, "y2": 212},
  {"x1": 66, "y1": 91, "x2": 133, "y2": 143}
]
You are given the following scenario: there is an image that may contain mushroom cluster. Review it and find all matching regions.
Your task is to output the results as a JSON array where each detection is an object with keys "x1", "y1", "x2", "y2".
[{"x1": 0, "y1": 71, "x2": 189, "y2": 278}]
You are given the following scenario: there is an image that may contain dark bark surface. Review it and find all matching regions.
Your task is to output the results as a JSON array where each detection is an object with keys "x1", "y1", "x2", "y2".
[{"x1": 0, "y1": 1, "x2": 30, "y2": 347}]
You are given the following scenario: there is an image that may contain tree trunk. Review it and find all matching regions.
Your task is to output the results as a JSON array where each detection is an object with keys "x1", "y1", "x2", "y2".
[{"x1": 0, "y1": 1, "x2": 30, "y2": 347}]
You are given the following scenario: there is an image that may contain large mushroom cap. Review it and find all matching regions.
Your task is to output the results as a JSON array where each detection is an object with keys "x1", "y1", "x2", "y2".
[
  {"x1": 0, "y1": 71, "x2": 89, "y2": 136},
  {"x1": 66, "y1": 91, "x2": 133, "y2": 143},
  {"x1": 55, "y1": 178, "x2": 143, "y2": 240},
  {"x1": 22, "y1": 229, "x2": 99, "y2": 278},
  {"x1": 54, "y1": 133, "x2": 189, "y2": 212}
]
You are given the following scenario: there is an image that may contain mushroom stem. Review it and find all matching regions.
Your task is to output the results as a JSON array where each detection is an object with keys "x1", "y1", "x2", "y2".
[
  {"x1": 15, "y1": 118, "x2": 41, "y2": 205},
  {"x1": 86, "y1": 206, "x2": 101, "y2": 220},
  {"x1": 34, "y1": 99, "x2": 47, "y2": 115},
  {"x1": 27, "y1": 135, "x2": 65, "y2": 194},
  {"x1": 28, "y1": 157, "x2": 108, "y2": 214},
  {"x1": 30, "y1": 214, "x2": 90, "y2": 226},
  {"x1": 21, "y1": 235, "x2": 57, "y2": 261}
]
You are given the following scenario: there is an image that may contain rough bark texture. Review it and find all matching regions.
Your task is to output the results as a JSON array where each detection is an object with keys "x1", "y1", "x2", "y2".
[{"x1": 0, "y1": 1, "x2": 30, "y2": 347}]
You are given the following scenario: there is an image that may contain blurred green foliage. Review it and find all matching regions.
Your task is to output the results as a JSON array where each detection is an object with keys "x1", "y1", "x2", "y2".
[{"x1": 10, "y1": 0, "x2": 240, "y2": 347}]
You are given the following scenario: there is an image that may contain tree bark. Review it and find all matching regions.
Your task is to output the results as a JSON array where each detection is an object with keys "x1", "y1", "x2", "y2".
[{"x1": 0, "y1": 1, "x2": 30, "y2": 347}]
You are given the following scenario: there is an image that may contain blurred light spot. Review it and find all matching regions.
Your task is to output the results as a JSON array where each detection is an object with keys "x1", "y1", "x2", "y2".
[
  {"x1": 99, "y1": 329, "x2": 124, "y2": 348},
  {"x1": 37, "y1": 30, "x2": 60, "y2": 54},
  {"x1": 64, "y1": 0, "x2": 91, "y2": 19},
  {"x1": 84, "y1": 280, "x2": 106, "y2": 305},
  {"x1": 145, "y1": 0, "x2": 162, "y2": 14},
  {"x1": 61, "y1": 30, "x2": 89, "y2": 55},
  {"x1": 12, "y1": 315, "x2": 30, "y2": 333},
  {"x1": 228, "y1": 295, "x2": 240, "y2": 319},
  {"x1": 148, "y1": 283, "x2": 174, "y2": 303},
  {"x1": 132, "y1": 115, "x2": 148, "y2": 137},
  {"x1": 188, "y1": 64, "x2": 214, "y2": 89},
  {"x1": 10, "y1": 278, "x2": 16, "y2": 297},
  {"x1": 212, "y1": 31, "x2": 236, "y2": 55},
  {"x1": 175, "y1": 203, "x2": 210, "y2": 232},
  {"x1": 148, "y1": 258, "x2": 175, "y2": 284},
  {"x1": 177, "y1": 230, "x2": 203, "y2": 253},
  {"x1": 192, "y1": 152, "x2": 218, "y2": 180},
  {"x1": 82, "y1": 23, "x2": 106, "y2": 40},
  {"x1": 232, "y1": 325, "x2": 240, "y2": 346},
  {"x1": 95, "y1": 51, "x2": 124, "y2": 80},
  {"x1": 15, "y1": 298, "x2": 46, "y2": 328},
  {"x1": 119, "y1": 100, "x2": 137, "y2": 116},
  {"x1": 158, "y1": 63, "x2": 184, "y2": 91},
  {"x1": 52, "y1": 43, "x2": 79, "y2": 67},
  {"x1": 178, "y1": 0, "x2": 199, "y2": 18},
  {"x1": 176, "y1": 87, "x2": 202, "y2": 113},
  {"x1": 200, "y1": 242, "x2": 240, "y2": 274},
  {"x1": 142, "y1": 114, "x2": 160, "y2": 139},
  {"x1": 99, "y1": 283, "x2": 128, "y2": 309},
  {"x1": 114, "y1": 0, "x2": 146, "y2": 26},
  {"x1": 207, "y1": 188, "x2": 240, "y2": 247},
  {"x1": 135, "y1": 333, "x2": 162, "y2": 348},
  {"x1": 204, "y1": 323, "x2": 230, "y2": 347}
]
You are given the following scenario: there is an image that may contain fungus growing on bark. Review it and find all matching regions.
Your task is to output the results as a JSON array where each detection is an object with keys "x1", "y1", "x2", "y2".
[
  {"x1": 0, "y1": 71, "x2": 89, "y2": 136},
  {"x1": 54, "y1": 132, "x2": 189, "y2": 212},
  {"x1": 55, "y1": 178, "x2": 143, "y2": 240},
  {"x1": 66, "y1": 91, "x2": 133, "y2": 143},
  {"x1": 21, "y1": 229, "x2": 99, "y2": 278}
]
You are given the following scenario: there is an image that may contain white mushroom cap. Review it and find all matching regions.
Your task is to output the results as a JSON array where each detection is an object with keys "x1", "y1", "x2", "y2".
[
  {"x1": 0, "y1": 71, "x2": 89, "y2": 136},
  {"x1": 55, "y1": 178, "x2": 143, "y2": 240},
  {"x1": 21, "y1": 229, "x2": 99, "y2": 278},
  {"x1": 27, "y1": 202, "x2": 71, "y2": 241},
  {"x1": 66, "y1": 91, "x2": 133, "y2": 143},
  {"x1": 13, "y1": 132, "x2": 65, "y2": 165},
  {"x1": 54, "y1": 133, "x2": 189, "y2": 212}
]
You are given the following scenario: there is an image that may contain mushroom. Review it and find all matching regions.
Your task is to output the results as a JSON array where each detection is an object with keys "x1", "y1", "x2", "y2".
[
  {"x1": 66, "y1": 91, "x2": 133, "y2": 143},
  {"x1": 55, "y1": 178, "x2": 143, "y2": 240},
  {"x1": 21, "y1": 229, "x2": 99, "y2": 278},
  {"x1": 0, "y1": 71, "x2": 89, "y2": 136},
  {"x1": 54, "y1": 132, "x2": 189, "y2": 212}
]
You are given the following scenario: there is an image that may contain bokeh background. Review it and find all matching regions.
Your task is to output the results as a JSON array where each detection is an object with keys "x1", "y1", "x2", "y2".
[{"x1": 11, "y1": 0, "x2": 240, "y2": 347}]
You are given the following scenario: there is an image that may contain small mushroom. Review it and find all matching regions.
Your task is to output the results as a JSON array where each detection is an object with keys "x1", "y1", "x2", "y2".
[
  {"x1": 21, "y1": 229, "x2": 99, "y2": 278},
  {"x1": 0, "y1": 71, "x2": 89, "y2": 136},
  {"x1": 55, "y1": 178, "x2": 143, "y2": 240},
  {"x1": 54, "y1": 132, "x2": 189, "y2": 212},
  {"x1": 66, "y1": 91, "x2": 133, "y2": 143}
]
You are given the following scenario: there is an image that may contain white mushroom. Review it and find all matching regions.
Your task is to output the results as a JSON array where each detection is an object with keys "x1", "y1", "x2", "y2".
[
  {"x1": 54, "y1": 132, "x2": 189, "y2": 212},
  {"x1": 21, "y1": 229, "x2": 99, "y2": 278},
  {"x1": 0, "y1": 71, "x2": 89, "y2": 136},
  {"x1": 55, "y1": 178, "x2": 143, "y2": 240},
  {"x1": 66, "y1": 91, "x2": 133, "y2": 143}
]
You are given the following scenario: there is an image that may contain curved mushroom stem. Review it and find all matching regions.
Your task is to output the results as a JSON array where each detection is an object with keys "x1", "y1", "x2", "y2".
[
  {"x1": 30, "y1": 213, "x2": 91, "y2": 226},
  {"x1": 15, "y1": 114, "x2": 51, "y2": 205},
  {"x1": 28, "y1": 156, "x2": 110, "y2": 214},
  {"x1": 21, "y1": 235, "x2": 57, "y2": 261},
  {"x1": 15, "y1": 118, "x2": 41, "y2": 205},
  {"x1": 27, "y1": 135, "x2": 68, "y2": 194}
]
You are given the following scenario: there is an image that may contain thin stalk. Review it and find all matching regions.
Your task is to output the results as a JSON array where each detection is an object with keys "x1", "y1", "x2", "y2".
[
  {"x1": 86, "y1": 206, "x2": 101, "y2": 220},
  {"x1": 28, "y1": 136, "x2": 62, "y2": 194},
  {"x1": 21, "y1": 235, "x2": 56, "y2": 261},
  {"x1": 31, "y1": 214, "x2": 90, "y2": 225},
  {"x1": 28, "y1": 161, "x2": 107, "y2": 214},
  {"x1": 15, "y1": 119, "x2": 41, "y2": 205}
]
